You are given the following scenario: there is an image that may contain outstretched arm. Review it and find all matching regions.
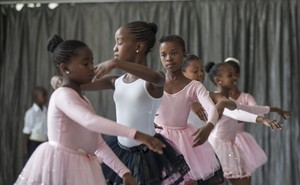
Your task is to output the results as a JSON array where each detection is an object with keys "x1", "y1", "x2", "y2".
[
  {"x1": 223, "y1": 109, "x2": 283, "y2": 130},
  {"x1": 93, "y1": 59, "x2": 165, "y2": 87},
  {"x1": 55, "y1": 88, "x2": 165, "y2": 154}
]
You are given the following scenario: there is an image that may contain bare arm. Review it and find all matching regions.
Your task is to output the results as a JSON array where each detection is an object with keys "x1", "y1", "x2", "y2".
[
  {"x1": 82, "y1": 75, "x2": 118, "y2": 91},
  {"x1": 93, "y1": 59, "x2": 165, "y2": 87}
]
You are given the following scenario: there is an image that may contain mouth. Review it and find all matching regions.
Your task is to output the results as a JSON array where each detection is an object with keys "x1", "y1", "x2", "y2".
[{"x1": 114, "y1": 54, "x2": 119, "y2": 58}]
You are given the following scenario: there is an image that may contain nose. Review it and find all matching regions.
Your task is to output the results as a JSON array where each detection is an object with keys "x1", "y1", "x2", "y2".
[
  {"x1": 166, "y1": 54, "x2": 172, "y2": 61},
  {"x1": 113, "y1": 45, "x2": 118, "y2": 52}
]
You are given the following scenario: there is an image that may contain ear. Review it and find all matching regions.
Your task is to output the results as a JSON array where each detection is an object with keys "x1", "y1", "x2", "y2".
[
  {"x1": 136, "y1": 42, "x2": 145, "y2": 53},
  {"x1": 213, "y1": 76, "x2": 221, "y2": 85},
  {"x1": 58, "y1": 63, "x2": 70, "y2": 75}
]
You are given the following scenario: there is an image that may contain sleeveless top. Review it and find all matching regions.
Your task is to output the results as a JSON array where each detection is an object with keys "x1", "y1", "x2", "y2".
[{"x1": 114, "y1": 75, "x2": 162, "y2": 147}]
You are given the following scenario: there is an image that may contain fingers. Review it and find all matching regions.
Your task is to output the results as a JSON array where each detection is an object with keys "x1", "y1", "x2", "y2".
[
  {"x1": 268, "y1": 120, "x2": 283, "y2": 130},
  {"x1": 147, "y1": 138, "x2": 165, "y2": 155}
]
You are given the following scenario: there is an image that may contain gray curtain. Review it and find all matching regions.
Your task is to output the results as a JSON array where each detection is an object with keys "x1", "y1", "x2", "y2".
[{"x1": 0, "y1": 0, "x2": 299, "y2": 184}]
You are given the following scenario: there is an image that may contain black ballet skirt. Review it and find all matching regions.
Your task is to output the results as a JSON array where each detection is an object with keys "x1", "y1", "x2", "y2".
[{"x1": 102, "y1": 134, "x2": 190, "y2": 185}]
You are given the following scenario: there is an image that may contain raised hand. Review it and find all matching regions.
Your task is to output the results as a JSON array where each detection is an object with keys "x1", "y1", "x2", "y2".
[
  {"x1": 92, "y1": 59, "x2": 117, "y2": 82},
  {"x1": 134, "y1": 131, "x2": 166, "y2": 154},
  {"x1": 192, "y1": 123, "x2": 214, "y2": 147}
]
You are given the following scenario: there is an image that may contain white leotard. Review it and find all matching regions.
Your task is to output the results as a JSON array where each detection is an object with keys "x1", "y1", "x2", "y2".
[{"x1": 114, "y1": 75, "x2": 161, "y2": 147}]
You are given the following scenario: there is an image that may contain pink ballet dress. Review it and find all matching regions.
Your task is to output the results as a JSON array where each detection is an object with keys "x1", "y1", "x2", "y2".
[
  {"x1": 234, "y1": 92, "x2": 270, "y2": 172},
  {"x1": 15, "y1": 87, "x2": 138, "y2": 185},
  {"x1": 209, "y1": 100, "x2": 270, "y2": 179},
  {"x1": 155, "y1": 80, "x2": 223, "y2": 184}
]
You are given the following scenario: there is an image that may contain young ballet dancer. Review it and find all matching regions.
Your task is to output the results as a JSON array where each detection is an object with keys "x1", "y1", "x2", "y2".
[
  {"x1": 181, "y1": 54, "x2": 207, "y2": 128},
  {"x1": 204, "y1": 61, "x2": 283, "y2": 185},
  {"x1": 154, "y1": 35, "x2": 229, "y2": 185},
  {"x1": 84, "y1": 21, "x2": 189, "y2": 185},
  {"x1": 15, "y1": 35, "x2": 166, "y2": 185},
  {"x1": 224, "y1": 57, "x2": 291, "y2": 173}
]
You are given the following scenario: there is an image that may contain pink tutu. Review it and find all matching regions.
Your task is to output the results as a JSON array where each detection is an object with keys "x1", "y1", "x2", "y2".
[
  {"x1": 235, "y1": 131, "x2": 267, "y2": 171},
  {"x1": 15, "y1": 142, "x2": 106, "y2": 185},
  {"x1": 208, "y1": 135, "x2": 253, "y2": 179},
  {"x1": 156, "y1": 124, "x2": 221, "y2": 181}
]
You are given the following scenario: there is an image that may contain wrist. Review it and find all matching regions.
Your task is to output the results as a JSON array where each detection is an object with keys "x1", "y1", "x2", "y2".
[
  {"x1": 122, "y1": 172, "x2": 131, "y2": 178},
  {"x1": 206, "y1": 122, "x2": 215, "y2": 129}
]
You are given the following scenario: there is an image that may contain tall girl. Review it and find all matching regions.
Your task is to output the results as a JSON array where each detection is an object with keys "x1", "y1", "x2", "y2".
[
  {"x1": 84, "y1": 21, "x2": 189, "y2": 185},
  {"x1": 14, "y1": 35, "x2": 165, "y2": 185},
  {"x1": 224, "y1": 57, "x2": 291, "y2": 174},
  {"x1": 205, "y1": 61, "x2": 283, "y2": 185},
  {"x1": 154, "y1": 35, "x2": 228, "y2": 185}
]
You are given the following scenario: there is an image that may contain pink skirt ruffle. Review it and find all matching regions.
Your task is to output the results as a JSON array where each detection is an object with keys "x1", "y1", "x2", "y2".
[
  {"x1": 235, "y1": 131, "x2": 267, "y2": 171},
  {"x1": 156, "y1": 124, "x2": 221, "y2": 181},
  {"x1": 15, "y1": 142, "x2": 106, "y2": 185},
  {"x1": 208, "y1": 135, "x2": 253, "y2": 179}
]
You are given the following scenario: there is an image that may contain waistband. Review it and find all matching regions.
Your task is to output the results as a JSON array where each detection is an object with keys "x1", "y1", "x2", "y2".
[
  {"x1": 49, "y1": 141, "x2": 103, "y2": 163},
  {"x1": 156, "y1": 124, "x2": 187, "y2": 130},
  {"x1": 118, "y1": 142, "x2": 148, "y2": 153}
]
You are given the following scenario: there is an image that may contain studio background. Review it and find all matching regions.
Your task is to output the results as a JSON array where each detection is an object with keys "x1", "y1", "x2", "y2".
[{"x1": 0, "y1": 0, "x2": 299, "y2": 184}]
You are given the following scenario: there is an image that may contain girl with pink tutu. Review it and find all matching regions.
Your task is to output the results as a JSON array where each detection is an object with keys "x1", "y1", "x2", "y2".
[
  {"x1": 14, "y1": 35, "x2": 166, "y2": 185},
  {"x1": 83, "y1": 21, "x2": 190, "y2": 185},
  {"x1": 154, "y1": 35, "x2": 234, "y2": 185},
  {"x1": 204, "y1": 61, "x2": 283, "y2": 185},
  {"x1": 224, "y1": 57, "x2": 291, "y2": 174}
]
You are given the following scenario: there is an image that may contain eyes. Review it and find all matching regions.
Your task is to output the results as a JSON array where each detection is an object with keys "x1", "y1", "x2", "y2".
[{"x1": 160, "y1": 51, "x2": 179, "y2": 58}]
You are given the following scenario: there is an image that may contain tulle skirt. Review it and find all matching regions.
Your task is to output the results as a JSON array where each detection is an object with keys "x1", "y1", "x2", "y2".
[
  {"x1": 235, "y1": 131, "x2": 267, "y2": 171},
  {"x1": 208, "y1": 135, "x2": 253, "y2": 179},
  {"x1": 102, "y1": 134, "x2": 190, "y2": 185},
  {"x1": 15, "y1": 142, "x2": 106, "y2": 185},
  {"x1": 155, "y1": 124, "x2": 222, "y2": 183}
]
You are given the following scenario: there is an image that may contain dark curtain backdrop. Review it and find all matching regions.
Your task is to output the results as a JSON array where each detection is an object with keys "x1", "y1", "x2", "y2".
[{"x1": 0, "y1": 0, "x2": 299, "y2": 184}]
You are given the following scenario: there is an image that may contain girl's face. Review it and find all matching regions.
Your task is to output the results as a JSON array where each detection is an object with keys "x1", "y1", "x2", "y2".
[
  {"x1": 113, "y1": 27, "x2": 137, "y2": 62},
  {"x1": 66, "y1": 46, "x2": 94, "y2": 85},
  {"x1": 217, "y1": 65, "x2": 237, "y2": 89},
  {"x1": 182, "y1": 60, "x2": 205, "y2": 83},
  {"x1": 159, "y1": 41, "x2": 186, "y2": 73}
]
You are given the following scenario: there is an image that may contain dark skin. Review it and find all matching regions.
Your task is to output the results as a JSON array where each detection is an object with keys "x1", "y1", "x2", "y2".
[
  {"x1": 59, "y1": 45, "x2": 165, "y2": 185},
  {"x1": 158, "y1": 41, "x2": 218, "y2": 147},
  {"x1": 229, "y1": 64, "x2": 292, "y2": 119}
]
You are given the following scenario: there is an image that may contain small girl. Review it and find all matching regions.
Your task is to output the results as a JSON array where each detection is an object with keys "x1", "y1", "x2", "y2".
[
  {"x1": 181, "y1": 54, "x2": 207, "y2": 128},
  {"x1": 84, "y1": 21, "x2": 189, "y2": 185},
  {"x1": 14, "y1": 35, "x2": 165, "y2": 185},
  {"x1": 224, "y1": 57, "x2": 291, "y2": 174},
  {"x1": 205, "y1": 61, "x2": 283, "y2": 185},
  {"x1": 154, "y1": 35, "x2": 226, "y2": 185}
]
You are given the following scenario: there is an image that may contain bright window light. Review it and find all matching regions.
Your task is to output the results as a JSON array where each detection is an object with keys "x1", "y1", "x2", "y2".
[
  {"x1": 15, "y1": 3, "x2": 24, "y2": 11},
  {"x1": 48, "y1": 3, "x2": 59, "y2": 9}
]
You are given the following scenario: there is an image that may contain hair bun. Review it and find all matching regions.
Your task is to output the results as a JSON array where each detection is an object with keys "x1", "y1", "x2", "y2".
[
  {"x1": 205, "y1": 61, "x2": 215, "y2": 73},
  {"x1": 47, "y1": 34, "x2": 63, "y2": 53},
  {"x1": 148, "y1": 23, "x2": 158, "y2": 34}
]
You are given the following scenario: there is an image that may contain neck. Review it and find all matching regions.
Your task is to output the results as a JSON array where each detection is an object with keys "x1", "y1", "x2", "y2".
[
  {"x1": 166, "y1": 70, "x2": 183, "y2": 80},
  {"x1": 62, "y1": 80, "x2": 82, "y2": 95},
  {"x1": 217, "y1": 86, "x2": 230, "y2": 98},
  {"x1": 229, "y1": 86, "x2": 241, "y2": 99}
]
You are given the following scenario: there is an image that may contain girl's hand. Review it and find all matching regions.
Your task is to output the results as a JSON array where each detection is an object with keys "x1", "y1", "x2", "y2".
[
  {"x1": 257, "y1": 116, "x2": 283, "y2": 130},
  {"x1": 274, "y1": 108, "x2": 292, "y2": 119},
  {"x1": 122, "y1": 172, "x2": 137, "y2": 185},
  {"x1": 134, "y1": 131, "x2": 165, "y2": 154},
  {"x1": 92, "y1": 59, "x2": 117, "y2": 82},
  {"x1": 192, "y1": 103, "x2": 207, "y2": 121},
  {"x1": 192, "y1": 123, "x2": 214, "y2": 147}
]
